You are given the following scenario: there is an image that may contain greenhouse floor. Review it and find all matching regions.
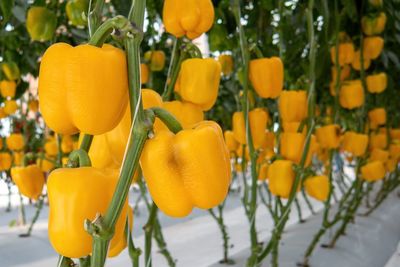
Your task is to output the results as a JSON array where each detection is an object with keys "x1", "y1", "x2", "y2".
[{"x1": 1, "y1": 185, "x2": 400, "y2": 267}]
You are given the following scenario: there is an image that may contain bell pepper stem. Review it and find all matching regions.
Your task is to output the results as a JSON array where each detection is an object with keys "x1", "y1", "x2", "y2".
[
  {"x1": 127, "y1": 218, "x2": 141, "y2": 267},
  {"x1": 67, "y1": 149, "x2": 92, "y2": 168},
  {"x1": 79, "y1": 134, "x2": 93, "y2": 153},
  {"x1": 57, "y1": 256, "x2": 75, "y2": 267},
  {"x1": 20, "y1": 196, "x2": 44, "y2": 237},
  {"x1": 88, "y1": 0, "x2": 105, "y2": 37},
  {"x1": 88, "y1": 16, "x2": 138, "y2": 48},
  {"x1": 162, "y1": 37, "x2": 180, "y2": 99},
  {"x1": 149, "y1": 107, "x2": 183, "y2": 134},
  {"x1": 162, "y1": 43, "x2": 185, "y2": 101}
]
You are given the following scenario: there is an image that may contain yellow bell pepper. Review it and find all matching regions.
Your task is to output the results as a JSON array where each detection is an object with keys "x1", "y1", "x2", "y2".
[
  {"x1": 61, "y1": 135, "x2": 74, "y2": 153},
  {"x1": 268, "y1": 160, "x2": 295, "y2": 199},
  {"x1": 331, "y1": 64, "x2": 351, "y2": 81},
  {"x1": 144, "y1": 50, "x2": 166, "y2": 71},
  {"x1": 232, "y1": 108, "x2": 269, "y2": 149},
  {"x1": 330, "y1": 43, "x2": 355, "y2": 66},
  {"x1": 362, "y1": 12, "x2": 387, "y2": 36},
  {"x1": 6, "y1": 133, "x2": 24, "y2": 151},
  {"x1": 390, "y1": 129, "x2": 400, "y2": 141},
  {"x1": 304, "y1": 175, "x2": 330, "y2": 202},
  {"x1": 361, "y1": 161, "x2": 386, "y2": 182},
  {"x1": 0, "y1": 107, "x2": 6, "y2": 119},
  {"x1": 0, "y1": 152, "x2": 12, "y2": 171},
  {"x1": 280, "y1": 132, "x2": 305, "y2": 164},
  {"x1": 236, "y1": 145, "x2": 250, "y2": 161},
  {"x1": 366, "y1": 73, "x2": 387, "y2": 93},
  {"x1": 389, "y1": 144, "x2": 400, "y2": 161},
  {"x1": 339, "y1": 80, "x2": 364, "y2": 109},
  {"x1": 369, "y1": 148, "x2": 389, "y2": 163},
  {"x1": 342, "y1": 131, "x2": 368, "y2": 156},
  {"x1": 218, "y1": 55, "x2": 234, "y2": 76},
  {"x1": 363, "y1": 36, "x2": 384, "y2": 60},
  {"x1": 38, "y1": 43, "x2": 128, "y2": 135},
  {"x1": 369, "y1": 132, "x2": 388, "y2": 150},
  {"x1": 45, "y1": 138, "x2": 59, "y2": 157},
  {"x1": 175, "y1": 58, "x2": 221, "y2": 111},
  {"x1": 261, "y1": 131, "x2": 275, "y2": 152},
  {"x1": 13, "y1": 152, "x2": 24, "y2": 166},
  {"x1": 11, "y1": 165, "x2": 45, "y2": 200},
  {"x1": 279, "y1": 90, "x2": 308, "y2": 122},
  {"x1": 87, "y1": 134, "x2": 120, "y2": 169},
  {"x1": 249, "y1": 57, "x2": 284, "y2": 99},
  {"x1": 0, "y1": 80, "x2": 16, "y2": 98},
  {"x1": 2, "y1": 62, "x2": 20, "y2": 81},
  {"x1": 140, "y1": 121, "x2": 231, "y2": 217},
  {"x1": 316, "y1": 124, "x2": 341, "y2": 149},
  {"x1": 258, "y1": 163, "x2": 269, "y2": 181},
  {"x1": 224, "y1": 130, "x2": 239, "y2": 152},
  {"x1": 163, "y1": 0, "x2": 214, "y2": 39},
  {"x1": 4, "y1": 100, "x2": 18, "y2": 115},
  {"x1": 159, "y1": 101, "x2": 204, "y2": 130},
  {"x1": 26, "y1": 7, "x2": 57, "y2": 42},
  {"x1": 141, "y1": 63, "x2": 149, "y2": 84},
  {"x1": 351, "y1": 50, "x2": 371, "y2": 71},
  {"x1": 36, "y1": 157, "x2": 55, "y2": 172},
  {"x1": 368, "y1": 108, "x2": 386, "y2": 126},
  {"x1": 28, "y1": 100, "x2": 39, "y2": 112},
  {"x1": 386, "y1": 158, "x2": 397, "y2": 172},
  {"x1": 47, "y1": 167, "x2": 129, "y2": 258}
]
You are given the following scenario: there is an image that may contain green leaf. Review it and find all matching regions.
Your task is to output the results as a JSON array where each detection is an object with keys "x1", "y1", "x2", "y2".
[{"x1": 0, "y1": 0, "x2": 14, "y2": 23}]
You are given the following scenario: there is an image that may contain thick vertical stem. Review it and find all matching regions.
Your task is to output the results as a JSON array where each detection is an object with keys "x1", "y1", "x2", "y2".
[{"x1": 144, "y1": 203, "x2": 158, "y2": 267}]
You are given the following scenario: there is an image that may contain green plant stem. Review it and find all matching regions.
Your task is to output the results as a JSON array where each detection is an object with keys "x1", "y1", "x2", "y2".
[
  {"x1": 79, "y1": 134, "x2": 93, "y2": 152},
  {"x1": 18, "y1": 193, "x2": 26, "y2": 225},
  {"x1": 57, "y1": 256, "x2": 75, "y2": 267},
  {"x1": 232, "y1": 1, "x2": 260, "y2": 265},
  {"x1": 56, "y1": 134, "x2": 62, "y2": 167},
  {"x1": 20, "y1": 197, "x2": 44, "y2": 237},
  {"x1": 150, "y1": 107, "x2": 183, "y2": 133},
  {"x1": 6, "y1": 181, "x2": 11, "y2": 212},
  {"x1": 144, "y1": 203, "x2": 158, "y2": 267},
  {"x1": 88, "y1": 0, "x2": 105, "y2": 37},
  {"x1": 294, "y1": 197, "x2": 304, "y2": 223},
  {"x1": 127, "y1": 222, "x2": 141, "y2": 267},
  {"x1": 89, "y1": 1, "x2": 148, "y2": 267},
  {"x1": 79, "y1": 256, "x2": 91, "y2": 267},
  {"x1": 162, "y1": 42, "x2": 184, "y2": 101}
]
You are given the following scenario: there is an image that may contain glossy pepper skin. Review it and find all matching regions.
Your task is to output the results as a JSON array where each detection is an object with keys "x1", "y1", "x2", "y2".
[
  {"x1": 36, "y1": 157, "x2": 55, "y2": 172},
  {"x1": 331, "y1": 64, "x2": 351, "y2": 82},
  {"x1": 163, "y1": 0, "x2": 214, "y2": 39},
  {"x1": 45, "y1": 138, "x2": 58, "y2": 157},
  {"x1": 304, "y1": 175, "x2": 330, "y2": 201},
  {"x1": 0, "y1": 152, "x2": 12, "y2": 171},
  {"x1": 141, "y1": 64, "x2": 149, "y2": 84},
  {"x1": 342, "y1": 132, "x2": 368, "y2": 156},
  {"x1": 363, "y1": 36, "x2": 384, "y2": 60},
  {"x1": 175, "y1": 58, "x2": 221, "y2": 111},
  {"x1": 232, "y1": 108, "x2": 269, "y2": 149},
  {"x1": 26, "y1": 7, "x2": 57, "y2": 42},
  {"x1": 224, "y1": 131, "x2": 239, "y2": 152},
  {"x1": 159, "y1": 101, "x2": 204, "y2": 130},
  {"x1": 11, "y1": 165, "x2": 45, "y2": 200},
  {"x1": 279, "y1": 90, "x2": 308, "y2": 122},
  {"x1": 6, "y1": 133, "x2": 24, "y2": 151},
  {"x1": 280, "y1": 132, "x2": 305, "y2": 163},
  {"x1": 28, "y1": 100, "x2": 39, "y2": 112},
  {"x1": 144, "y1": 50, "x2": 166, "y2": 71},
  {"x1": 330, "y1": 43, "x2": 355, "y2": 66},
  {"x1": 268, "y1": 160, "x2": 295, "y2": 199},
  {"x1": 66, "y1": 0, "x2": 89, "y2": 27},
  {"x1": 352, "y1": 50, "x2": 371, "y2": 71},
  {"x1": 0, "y1": 80, "x2": 16, "y2": 98},
  {"x1": 389, "y1": 144, "x2": 400, "y2": 161},
  {"x1": 218, "y1": 55, "x2": 234, "y2": 76},
  {"x1": 339, "y1": 80, "x2": 364, "y2": 109},
  {"x1": 361, "y1": 161, "x2": 386, "y2": 182},
  {"x1": 362, "y1": 12, "x2": 387, "y2": 36},
  {"x1": 316, "y1": 124, "x2": 341, "y2": 149},
  {"x1": 140, "y1": 121, "x2": 231, "y2": 217},
  {"x1": 2, "y1": 62, "x2": 20, "y2": 81},
  {"x1": 47, "y1": 167, "x2": 129, "y2": 258},
  {"x1": 249, "y1": 57, "x2": 284, "y2": 99},
  {"x1": 0, "y1": 107, "x2": 6, "y2": 119},
  {"x1": 366, "y1": 73, "x2": 387, "y2": 93},
  {"x1": 368, "y1": 108, "x2": 386, "y2": 127},
  {"x1": 39, "y1": 43, "x2": 128, "y2": 135},
  {"x1": 258, "y1": 163, "x2": 269, "y2": 181}
]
